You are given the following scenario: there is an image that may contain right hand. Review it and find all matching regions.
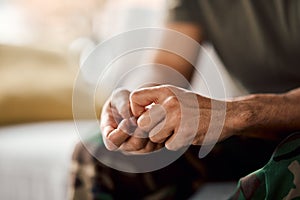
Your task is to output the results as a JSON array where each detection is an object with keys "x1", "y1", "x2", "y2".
[{"x1": 100, "y1": 88, "x2": 163, "y2": 154}]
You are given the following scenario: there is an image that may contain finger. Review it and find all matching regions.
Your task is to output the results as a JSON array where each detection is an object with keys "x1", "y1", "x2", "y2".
[
  {"x1": 101, "y1": 126, "x2": 115, "y2": 148},
  {"x1": 130, "y1": 86, "x2": 172, "y2": 117},
  {"x1": 120, "y1": 117, "x2": 149, "y2": 139},
  {"x1": 111, "y1": 89, "x2": 132, "y2": 119},
  {"x1": 102, "y1": 109, "x2": 120, "y2": 128},
  {"x1": 105, "y1": 119, "x2": 134, "y2": 150},
  {"x1": 100, "y1": 101, "x2": 120, "y2": 150},
  {"x1": 165, "y1": 134, "x2": 185, "y2": 151},
  {"x1": 149, "y1": 119, "x2": 174, "y2": 143},
  {"x1": 124, "y1": 140, "x2": 165, "y2": 155},
  {"x1": 132, "y1": 126, "x2": 148, "y2": 139},
  {"x1": 130, "y1": 140, "x2": 157, "y2": 154},
  {"x1": 137, "y1": 104, "x2": 166, "y2": 132},
  {"x1": 154, "y1": 143, "x2": 165, "y2": 151},
  {"x1": 148, "y1": 96, "x2": 179, "y2": 143},
  {"x1": 141, "y1": 140, "x2": 157, "y2": 152},
  {"x1": 119, "y1": 137, "x2": 148, "y2": 152},
  {"x1": 100, "y1": 102, "x2": 119, "y2": 133},
  {"x1": 165, "y1": 128, "x2": 194, "y2": 151},
  {"x1": 144, "y1": 141, "x2": 164, "y2": 152},
  {"x1": 111, "y1": 106, "x2": 123, "y2": 124},
  {"x1": 102, "y1": 124, "x2": 116, "y2": 139}
]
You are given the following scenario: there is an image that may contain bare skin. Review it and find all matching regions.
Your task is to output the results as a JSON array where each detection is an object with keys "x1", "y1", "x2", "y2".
[
  {"x1": 100, "y1": 23, "x2": 300, "y2": 153},
  {"x1": 100, "y1": 88, "x2": 163, "y2": 153},
  {"x1": 100, "y1": 22, "x2": 202, "y2": 154}
]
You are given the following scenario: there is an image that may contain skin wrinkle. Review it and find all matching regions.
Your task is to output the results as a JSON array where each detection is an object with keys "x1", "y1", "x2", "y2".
[
  {"x1": 101, "y1": 88, "x2": 168, "y2": 153},
  {"x1": 133, "y1": 86, "x2": 200, "y2": 150},
  {"x1": 101, "y1": 84, "x2": 300, "y2": 153},
  {"x1": 98, "y1": 22, "x2": 300, "y2": 154},
  {"x1": 138, "y1": 104, "x2": 166, "y2": 133}
]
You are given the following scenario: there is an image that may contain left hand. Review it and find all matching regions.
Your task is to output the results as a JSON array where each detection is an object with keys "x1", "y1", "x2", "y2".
[
  {"x1": 130, "y1": 85, "x2": 249, "y2": 151},
  {"x1": 100, "y1": 88, "x2": 163, "y2": 154}
]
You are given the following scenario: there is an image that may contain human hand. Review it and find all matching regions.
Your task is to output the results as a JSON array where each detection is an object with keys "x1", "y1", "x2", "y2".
[
  {"x1": 100, "y1": 88, "x2": 163, "y2": 153},
  {"x1": 130, "y1": 85, "x2": 246, "y2": 150}
]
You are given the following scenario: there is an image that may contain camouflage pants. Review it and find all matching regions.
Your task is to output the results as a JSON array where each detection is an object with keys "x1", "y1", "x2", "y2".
[{"x1": 69, "y1": 134, "x2": 284, "y2": 200}]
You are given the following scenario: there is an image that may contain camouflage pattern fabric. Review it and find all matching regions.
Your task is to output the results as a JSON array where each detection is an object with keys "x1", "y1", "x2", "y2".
[
  {"x1": 230, "y1": 132, "x2": 300, "y2": 200},
  {"x1": 69, "y1": 136, "x2": 205, "y2": 200},
  {"x1": 69, "y1": 132, "x2": 280, "y2": 200}
]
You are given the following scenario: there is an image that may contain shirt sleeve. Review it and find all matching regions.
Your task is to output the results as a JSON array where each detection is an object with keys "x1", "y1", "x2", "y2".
[{"x1": 166, "y1": 0, "x2": 199, "y2": 23}]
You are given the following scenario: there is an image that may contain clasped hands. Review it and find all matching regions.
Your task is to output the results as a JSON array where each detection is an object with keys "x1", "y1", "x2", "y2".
[{"x1": 100, "y1": 85, "x2": 243, "y2": 154}]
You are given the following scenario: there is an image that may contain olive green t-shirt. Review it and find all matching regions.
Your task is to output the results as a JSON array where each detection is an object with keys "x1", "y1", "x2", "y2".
[{"x1": 168, "y1": 0, "x2": 300, "y2": 93}]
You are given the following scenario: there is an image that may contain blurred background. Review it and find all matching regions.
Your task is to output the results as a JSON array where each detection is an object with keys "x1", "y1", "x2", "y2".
[
  {"x1": 0, "y1": 0, "x2": 165, "y2": 200},
  {"x1": 0, "y1": 1, "x2": 168, "y2": 200},
  {"x1": 0, "y1": 0, "x2": 167, "y2": 125},
  {"x1": 0, "y1": 0, "x2": 243, "y2": 199}
]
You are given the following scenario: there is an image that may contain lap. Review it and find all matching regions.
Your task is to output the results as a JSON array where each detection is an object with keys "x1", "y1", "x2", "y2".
[{"x1": 69, "y1": 134, "x2": 282, "y2": 200}]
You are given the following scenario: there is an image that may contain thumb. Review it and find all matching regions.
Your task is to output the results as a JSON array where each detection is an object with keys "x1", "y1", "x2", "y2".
[
  {"x1": 111, "y1": 89, "x2": 132, "y2": 119},
  {"x1": 129, "y1": 86, "x2": 171, "y2": 117}
]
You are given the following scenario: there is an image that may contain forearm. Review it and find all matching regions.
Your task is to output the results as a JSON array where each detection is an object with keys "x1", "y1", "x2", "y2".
[
  {"x1": 230, "y1": 88, "x2": 300, "y2": 140},
  {"x1": 121, "y1": 22, "x2": 203, "y2": 90},
  {"x1": 153, "y1": 22, "x2": 203, "y2": 82}
]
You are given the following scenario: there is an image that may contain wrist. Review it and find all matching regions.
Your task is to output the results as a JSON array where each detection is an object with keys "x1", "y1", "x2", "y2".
[
  {"x1": 229, "y1": 93, "x2": 285, "y2": 138},
  {"x1": 226, "y1": 98, "x2": 254, "y2": 136}
]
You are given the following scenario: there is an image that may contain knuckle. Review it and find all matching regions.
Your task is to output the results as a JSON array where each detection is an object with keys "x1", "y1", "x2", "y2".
[
  {"x1": 160, "y1": 85, "x2": 172, "y2": 94},
  {"x1": 112, "y1": 88, "x2": 129, "y2": 97},
  {"x1": 129, "y1": 90, "x2": 140, "y2": 100},
  {"x1": 164, "y1": 96, "x2": 178, "y2": 108},
  {"x1": 111, "y1": 89, "x2": 130, "y2": 109}
]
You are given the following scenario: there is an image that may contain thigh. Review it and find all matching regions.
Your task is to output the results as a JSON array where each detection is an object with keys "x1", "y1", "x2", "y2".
[
  {"x1": 70, "y1": 135, "x2": 280, "y2": 199},
  {"x1": 70, "y1": 141, "x2": 205, "y2": 200}
]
